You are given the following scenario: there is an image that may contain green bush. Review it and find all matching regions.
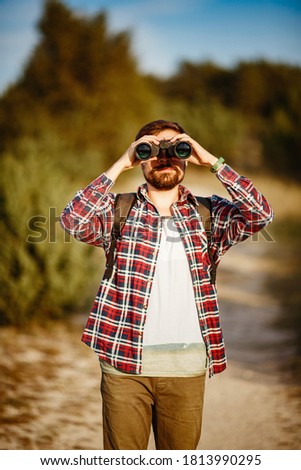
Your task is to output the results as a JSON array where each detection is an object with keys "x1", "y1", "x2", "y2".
[{"x1": 0, "y1": 140, "x2": 100, "y2": 327}]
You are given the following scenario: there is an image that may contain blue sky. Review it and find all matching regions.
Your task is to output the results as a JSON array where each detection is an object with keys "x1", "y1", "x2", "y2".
[{"x1": 0, "y1": 0, "x2": 301, "y2": 93}]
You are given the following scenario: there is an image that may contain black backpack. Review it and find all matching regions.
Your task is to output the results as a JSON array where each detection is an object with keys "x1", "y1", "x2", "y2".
[{"x1": 103, "y1": 193, "x2": 216, "y2": 283}]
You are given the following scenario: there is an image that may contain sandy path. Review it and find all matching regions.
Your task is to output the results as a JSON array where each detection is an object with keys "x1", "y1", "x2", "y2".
[
  {"x1": 201, "y1": 364, "x2": 301, "y2": 450},
  {"x1": 1, "y1": 322, "x2": 300, "y2": 450}
]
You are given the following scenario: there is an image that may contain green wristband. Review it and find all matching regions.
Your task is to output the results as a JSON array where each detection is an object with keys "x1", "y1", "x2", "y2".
[{"x1": 210, "y1": 157, "x2": 225, "y2": 173}]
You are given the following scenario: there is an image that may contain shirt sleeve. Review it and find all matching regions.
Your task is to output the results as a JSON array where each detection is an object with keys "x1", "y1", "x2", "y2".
[
  {"x1": 211, "y1": 164, "x2": 275, "y2": 258},
  {"x1": 59, "y1": 173, "x2": 115, "y2": 247}
]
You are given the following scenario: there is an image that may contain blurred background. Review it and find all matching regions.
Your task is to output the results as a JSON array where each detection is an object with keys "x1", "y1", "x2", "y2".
[{"x1": 0, "y1": 0, "x2": 301, "y2": 450}]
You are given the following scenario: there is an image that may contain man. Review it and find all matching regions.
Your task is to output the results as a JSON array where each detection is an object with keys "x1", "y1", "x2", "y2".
[{"x1": 60, "y1": 119, "x2": 274, "y2": 450}]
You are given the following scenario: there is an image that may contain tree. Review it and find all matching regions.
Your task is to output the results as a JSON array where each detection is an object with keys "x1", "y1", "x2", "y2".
[{"x1": 0, "y1": 0, "x2": 158, "y2": 163}]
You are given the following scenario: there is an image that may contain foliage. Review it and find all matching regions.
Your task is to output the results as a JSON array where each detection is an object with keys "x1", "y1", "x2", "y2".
[
  {"x1": 0, "y1": 138, "x2": 101, "y2": 327},
  {"x1": 157, "y1": 60, "x2": 301, "y2": 179}
]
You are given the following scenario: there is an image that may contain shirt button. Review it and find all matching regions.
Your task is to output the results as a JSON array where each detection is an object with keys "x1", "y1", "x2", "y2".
[{"x1": 143, "y1": 304, "x2": 148, "y2": 310}]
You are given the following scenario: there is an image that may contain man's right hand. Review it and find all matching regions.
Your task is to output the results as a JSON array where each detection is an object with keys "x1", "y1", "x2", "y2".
[{"x1": 106, "y1": 135, "x2": 160, "y2": 181}]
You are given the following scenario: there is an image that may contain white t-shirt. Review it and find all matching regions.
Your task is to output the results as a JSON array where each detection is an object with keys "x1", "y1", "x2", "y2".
[{"x1": 143, "y1": 216, "x2": 204, "y2": 346}]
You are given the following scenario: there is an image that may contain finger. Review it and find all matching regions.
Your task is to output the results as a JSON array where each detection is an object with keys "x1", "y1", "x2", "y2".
[
  {"x1": 169, "y1": 133, "x2": 190, "y2": 143},
  {"x1": 135, "y1": 134, "x2": 160, "y2": 145}
]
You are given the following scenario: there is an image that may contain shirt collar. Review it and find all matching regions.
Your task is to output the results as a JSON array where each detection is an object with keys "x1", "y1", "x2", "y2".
[{"x1": 137, "y1": 183, "x2": 198, "y2": 206}]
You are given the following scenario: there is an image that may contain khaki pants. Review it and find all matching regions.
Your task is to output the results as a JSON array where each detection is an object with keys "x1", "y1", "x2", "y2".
[{"x1": 101, "y1": 373, "x2": 206, "y2": 450}]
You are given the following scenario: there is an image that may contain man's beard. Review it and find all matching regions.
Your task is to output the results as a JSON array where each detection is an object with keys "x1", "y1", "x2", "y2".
[{"x1": 143, "y1": 164, "x2": 185, "y2": 190}]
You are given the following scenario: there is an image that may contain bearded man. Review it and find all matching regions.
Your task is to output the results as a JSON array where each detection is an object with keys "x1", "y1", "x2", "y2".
[{"x1": 60, "y1": 119, "x2": 274, "y2": 450}]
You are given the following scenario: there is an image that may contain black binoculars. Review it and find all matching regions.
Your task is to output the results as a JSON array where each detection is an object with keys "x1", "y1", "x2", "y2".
[{"x1": 135, "y1": 140, "x2": 192, "y2": 161}]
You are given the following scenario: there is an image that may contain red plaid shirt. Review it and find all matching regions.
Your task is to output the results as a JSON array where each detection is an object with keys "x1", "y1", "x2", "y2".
[{"x1": 60, "y1": 165, "x2": 274, "y2": 377}]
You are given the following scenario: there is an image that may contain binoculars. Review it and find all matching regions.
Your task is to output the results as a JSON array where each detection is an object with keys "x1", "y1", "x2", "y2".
[{"x1": 135, "y1": 140, "x2": 192, "y2": 161}]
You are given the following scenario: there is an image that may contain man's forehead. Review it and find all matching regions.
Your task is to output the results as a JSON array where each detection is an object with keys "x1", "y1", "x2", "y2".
[{"x1": 154, "y1": 129, "x2": 179, "y2": 140}]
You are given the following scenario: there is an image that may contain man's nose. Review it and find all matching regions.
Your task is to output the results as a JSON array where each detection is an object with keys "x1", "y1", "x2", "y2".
[{"x1": 157, "y1": 150, "x2": 170, "y2": 161}]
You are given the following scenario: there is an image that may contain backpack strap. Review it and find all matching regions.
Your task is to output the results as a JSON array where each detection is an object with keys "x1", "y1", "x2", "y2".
[
  {"x1": 196, "y1": 196, "x2": 216, "y2": 284},
  {"x1": 103, "y1": 192, "x2": 137, "y2": 280}
]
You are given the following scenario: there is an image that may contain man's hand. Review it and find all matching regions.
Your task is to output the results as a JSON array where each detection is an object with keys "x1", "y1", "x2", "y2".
[
  {"x1": 169, "y1": 133, "x2": 219, "y2": 168},
  {"x1": 106, "y1": 135, "x2": 161, "y2": 181}
]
